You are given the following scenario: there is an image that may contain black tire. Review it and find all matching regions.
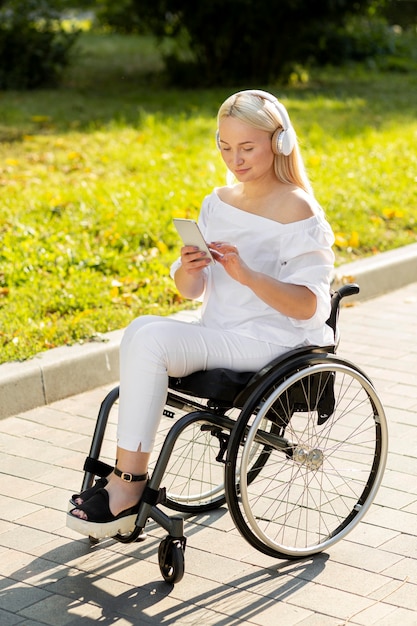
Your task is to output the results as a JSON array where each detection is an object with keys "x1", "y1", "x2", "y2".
[
  {"x1": 225, "y1": 354, "x2": 388, "y2": 558},
  {"x1": 158, "y1": 537, "x2": 185, "y2": 584}
]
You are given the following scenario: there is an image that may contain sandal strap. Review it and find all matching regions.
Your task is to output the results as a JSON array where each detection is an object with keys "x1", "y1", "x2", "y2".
[{"x1": 114, "y1": 467, "x2": 148, "y2": 483}]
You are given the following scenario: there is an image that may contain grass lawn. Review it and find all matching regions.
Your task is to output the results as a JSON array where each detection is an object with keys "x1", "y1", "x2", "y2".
[{"x1": 0, "y1": 31, "x2": 416, "y2": 363}]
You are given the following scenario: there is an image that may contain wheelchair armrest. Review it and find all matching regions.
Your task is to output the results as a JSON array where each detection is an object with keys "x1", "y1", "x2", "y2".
[
  {"x1": 327, "y1": 283, "x2": 360, "y2": 336},
  {"x1": 337, "y1": 283, "x2": 360, "y2": 298}
]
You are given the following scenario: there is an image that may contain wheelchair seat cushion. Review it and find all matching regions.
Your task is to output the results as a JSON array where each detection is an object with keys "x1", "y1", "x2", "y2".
[{"x1": 168, "y1": 368, "x2": 255, "y2": 404}]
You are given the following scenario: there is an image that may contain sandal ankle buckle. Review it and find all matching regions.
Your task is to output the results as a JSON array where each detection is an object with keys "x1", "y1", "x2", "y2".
[{"x1": 114, "y1": 467, "x2": 148, "y2": 482}]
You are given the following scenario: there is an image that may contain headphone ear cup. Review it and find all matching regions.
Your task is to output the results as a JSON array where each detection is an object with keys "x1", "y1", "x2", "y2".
[
  {"x1": 271, "y1": 128, "x2": 283, "y2": 155},
  {"x1": 272, "y1": 126, "x2": 296, "y2": 156},
  {"x1": 215, "y1": 129, "x2": 221, "y2": 150}
]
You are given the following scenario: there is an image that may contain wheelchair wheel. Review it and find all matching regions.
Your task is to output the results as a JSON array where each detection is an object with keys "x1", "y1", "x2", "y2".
[
  {"x1": 158, "y1": 412, "x2": 228, "y2": 513},
  {"x1": 225, "y1": 354, "x2": 388, "y2": 559},
  {"x1": 158, "y1": 407, "x2": 271, "y2": 514}
]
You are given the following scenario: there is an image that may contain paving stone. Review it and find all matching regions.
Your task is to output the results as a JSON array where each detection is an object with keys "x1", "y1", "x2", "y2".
[
  {"x1": 374, "y1": 606, "x2": 417, "y2": 626},
  {"x1": 369, "y1": 578, "x2": 417, "y2": 611},
  {"x1": 0, "y1": 548, "x2": 69, "y2": 587},
  {"x1": 0, "y1": 495, "x2": 42, "y2": 523},
  {"x1": 18, "y1": 593, "x2": 102, "y2": 625},
  {"x1": 287, "y1": 583, "x2": 374, "y2": 621},
  {"x1": 328, "y1": 540, "x2": 404, "y2": 574},
  {"x1": 0, "y1": 607, "x2": 26, "y2": 625},
  {"x1": 0, "y1": 579, "x2": 51, "y2": 613},
  {"x1": 340, "y1": 600, "x2": 398, "y2": 625}
]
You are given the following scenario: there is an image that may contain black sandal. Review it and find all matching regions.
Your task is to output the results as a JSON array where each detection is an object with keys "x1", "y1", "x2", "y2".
[
  {"x1": 69, "y1": 476, "x2": 109, "y2": 509},
  {"x1": 66, "y1": 469, "x2": 148, "y2": 539},
  {"x1": 69, "y1": 458, "x2": 115, "y2": 508},
  {"x1": 67, "y1": 488, "x2": 143, "y2": 539}
]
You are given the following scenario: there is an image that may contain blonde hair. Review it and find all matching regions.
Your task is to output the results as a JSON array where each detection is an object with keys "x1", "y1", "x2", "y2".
[{"x1": 217, "y1": 91, "x2": 313, "y2": 195}]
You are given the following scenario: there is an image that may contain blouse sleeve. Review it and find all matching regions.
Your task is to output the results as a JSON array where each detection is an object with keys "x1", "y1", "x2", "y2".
[{"x1": 280, "y1": 216, "x2": 335, "y2": 329}]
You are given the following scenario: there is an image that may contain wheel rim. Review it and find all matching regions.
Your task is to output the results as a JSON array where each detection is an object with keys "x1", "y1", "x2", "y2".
[
  {"x1": 164, "y1": 419, "x2": 226, "y2": 505},
  {"x1": 238, "y1": 362, "x2": 388, "y2": 557},
  {"x1": 153, "y1": 414, "x2": 230, "y2": 512},
  {"x1": 160, "y1": 410, "x2": 271, "y2": 510}
]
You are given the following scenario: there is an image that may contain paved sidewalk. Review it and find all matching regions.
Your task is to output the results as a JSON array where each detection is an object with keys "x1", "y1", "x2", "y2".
[{"x1": 0, "y1": 282, "x2": 416, "y2": 625}]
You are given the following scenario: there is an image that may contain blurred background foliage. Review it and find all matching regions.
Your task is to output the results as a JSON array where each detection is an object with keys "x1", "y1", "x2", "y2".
[
  {"x1": 92, "y1": 0, "x2": 417, "y2": 85},
  {"x1": 0, "y1": 0, "x2": 416, "y2": 89},
  {"x1": 0, "y1": 0, "x2": 416, "y2": 362}
]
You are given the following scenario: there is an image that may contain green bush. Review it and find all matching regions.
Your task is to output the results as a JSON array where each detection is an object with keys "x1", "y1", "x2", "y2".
[
  {"x1": 0, "y1": 0, "x2": 80, "y2": 89},
  {"x1": 95, "y1": 0, "x2": 404, "y2": 85},
  {"x1": 381, "y1": 0, "x2": 417, "y2": 27}
]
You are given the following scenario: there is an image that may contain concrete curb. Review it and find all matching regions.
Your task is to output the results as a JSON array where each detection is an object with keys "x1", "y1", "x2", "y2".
[
  {"x1": 331, "y1": 241, "x2": 417, "y2": 300},
  {"x1": 0, "y1": 329, "x2": 124, "y2": 420},
  {"x1": 1, "y1": 243, "x2": 416, "y2": 420}
]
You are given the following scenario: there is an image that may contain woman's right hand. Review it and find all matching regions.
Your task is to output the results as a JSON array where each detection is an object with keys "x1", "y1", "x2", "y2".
[
  {"x1": 180, "y1": 245, "x2": 211, "y2": 274},
  {"x1": 174, "y1": 246, "x2": 209, "y2": 299}
]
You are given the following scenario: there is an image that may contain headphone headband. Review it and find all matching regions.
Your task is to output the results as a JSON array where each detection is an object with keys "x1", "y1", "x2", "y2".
[{"x1": 226, "y1": 89, "x2": 296, "y2": 156}]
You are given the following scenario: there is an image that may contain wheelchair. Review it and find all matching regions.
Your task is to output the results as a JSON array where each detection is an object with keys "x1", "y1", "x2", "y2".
[{"x1": 75, "y1": 283, "x2": 388, "y2": 584}]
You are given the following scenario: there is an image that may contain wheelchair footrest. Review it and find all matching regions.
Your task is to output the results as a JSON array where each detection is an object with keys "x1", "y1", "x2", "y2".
[{"x1": 83, "y1": 456, "x2": 114, "y2": 478}]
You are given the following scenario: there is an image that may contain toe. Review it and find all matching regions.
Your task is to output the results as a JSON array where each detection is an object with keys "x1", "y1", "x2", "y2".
[{"x1": 71, "y1": 508, "x2": 87, "y2": 520}]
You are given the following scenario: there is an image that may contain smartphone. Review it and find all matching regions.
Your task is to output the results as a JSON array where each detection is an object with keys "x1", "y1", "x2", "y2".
[{"x1": 173, "y1": 218, "x2": 215, "y2": 263}]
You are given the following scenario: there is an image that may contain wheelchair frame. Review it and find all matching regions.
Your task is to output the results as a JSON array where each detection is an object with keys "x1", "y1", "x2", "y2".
[{"x1": 73, "y1": 284, "x2": 388, "y2": 584}]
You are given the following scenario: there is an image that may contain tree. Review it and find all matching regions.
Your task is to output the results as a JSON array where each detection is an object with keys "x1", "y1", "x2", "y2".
[
  {"x1": 96, "y1": 0, "x2": 396, "y2": 85},
  {"x1": 0, "y1": 0, "x2": 80, "y2": 89}
]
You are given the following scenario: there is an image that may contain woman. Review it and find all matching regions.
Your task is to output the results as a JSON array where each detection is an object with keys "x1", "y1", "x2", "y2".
[{"x1": 67, "y1": 89, "x2": 335, "y2": 538}]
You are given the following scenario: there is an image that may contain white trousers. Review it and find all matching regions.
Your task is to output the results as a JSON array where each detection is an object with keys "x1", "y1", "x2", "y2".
[{"x1": 117, "y1": 315, "x2": 288, "y2": 452}]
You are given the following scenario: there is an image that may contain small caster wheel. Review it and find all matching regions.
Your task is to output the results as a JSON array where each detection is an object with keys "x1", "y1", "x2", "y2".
[
  {"x1": 89, "y1": 536, "x2": 100, "y2": 545},
  {"x1": 158, "y1": 536, "x2": 186, "y2": 584}
]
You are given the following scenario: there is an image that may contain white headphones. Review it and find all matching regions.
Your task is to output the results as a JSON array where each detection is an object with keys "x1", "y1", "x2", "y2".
[{"x1": 217, "y1": 89, "x2": 296, "y2": 156}]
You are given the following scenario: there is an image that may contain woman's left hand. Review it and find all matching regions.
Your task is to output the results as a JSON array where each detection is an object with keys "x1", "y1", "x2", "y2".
[
  {"x1": 209, "y1": 241, "x2": 317, "y2": 319},
  {"x1": 209, "y1": 242, "x2": 252, "y2": 285}
]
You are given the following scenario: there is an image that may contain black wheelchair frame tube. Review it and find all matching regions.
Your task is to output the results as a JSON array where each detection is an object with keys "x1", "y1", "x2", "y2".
[{"x1": 81, "y1": 386, "x2": 120, "y2": 493}]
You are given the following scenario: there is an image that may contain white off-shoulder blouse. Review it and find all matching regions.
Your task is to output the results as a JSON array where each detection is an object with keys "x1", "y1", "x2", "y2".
[{"x1": 171, "y1": 189, "x2": 335, "y2": 349}]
